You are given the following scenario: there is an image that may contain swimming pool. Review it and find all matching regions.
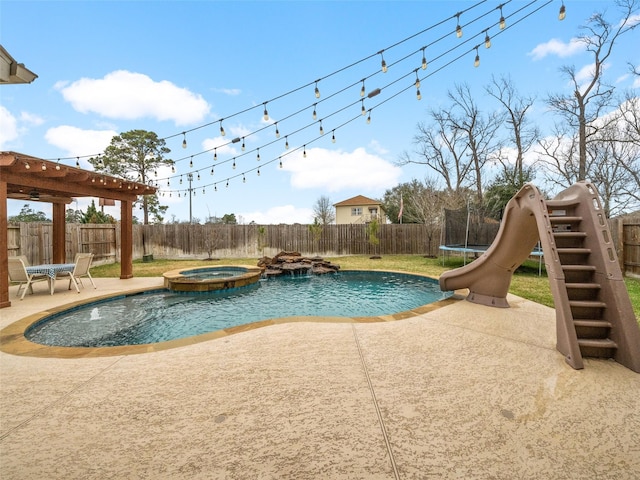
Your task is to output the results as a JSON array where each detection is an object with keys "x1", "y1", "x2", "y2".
[{"x1": 25, "y1": 271, "x2": 451, "y2": 348}]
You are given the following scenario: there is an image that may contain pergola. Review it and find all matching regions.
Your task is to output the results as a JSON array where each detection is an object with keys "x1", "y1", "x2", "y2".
[{"x1": 0, "y1": 151, "x2": 157, "y2": 308}]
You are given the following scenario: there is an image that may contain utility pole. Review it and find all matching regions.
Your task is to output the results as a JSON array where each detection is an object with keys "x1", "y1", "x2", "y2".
[{"x1": 187, "y1": 173, "x2": 193, "y2": 224}]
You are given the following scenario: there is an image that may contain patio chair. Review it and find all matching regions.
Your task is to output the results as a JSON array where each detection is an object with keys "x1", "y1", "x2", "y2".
[
  {"x1": 8, "y1": 257, "x2": 48, "y2": 300},
  {"x1": 58, "y1": 253, "x2": 97, "y2": 292}
]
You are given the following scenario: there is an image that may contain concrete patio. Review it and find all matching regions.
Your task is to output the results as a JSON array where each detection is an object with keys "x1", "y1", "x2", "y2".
[{"x1": 1, "y1": 277, "x2": 639, "y2": 479}]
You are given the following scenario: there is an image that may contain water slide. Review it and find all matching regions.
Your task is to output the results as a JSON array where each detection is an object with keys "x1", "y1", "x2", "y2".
[{"x1": 439, "y1": 182, "x2": 640, "y2": 372}]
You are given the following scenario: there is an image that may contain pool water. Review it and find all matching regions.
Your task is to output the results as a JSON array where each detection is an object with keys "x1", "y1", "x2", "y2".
[
  {"x1": 179, "y1": 267, "x2": 247, "y2": 280},
  {"x1": 26, "y1": 271, "x2": 451, "y2": 347}
]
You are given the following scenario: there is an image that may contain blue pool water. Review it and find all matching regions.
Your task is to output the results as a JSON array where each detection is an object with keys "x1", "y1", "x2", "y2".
[
  {"x1": 179, "y1": 266, "x2": 248, "y2": 280},
  {"x1": 25, "y1": 271, "x2": 451, "y2": 348}
]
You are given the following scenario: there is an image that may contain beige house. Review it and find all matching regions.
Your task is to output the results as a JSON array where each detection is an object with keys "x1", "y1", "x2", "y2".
[{"x1": 334, "y1": 195, "x2": 386, "y2": 224}]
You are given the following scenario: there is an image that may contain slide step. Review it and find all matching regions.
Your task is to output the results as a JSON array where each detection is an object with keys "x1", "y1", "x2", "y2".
[
  {"x1": 547, "y1": 199, "x2": 581, "y2": 208},
  {"x1": 562, "y1": 265, "x2": 596, "y2": 272},
  {"x1": 549, "y1": 216, "x2": 582, "y2": 223},
  {"x1": 577, "y1": 338, "x2": 617, "y2": 349},
  {"x1": 565, "y1": 283, "x2": 601, "y2": 290},
  {"x1": 557, "y1": 247, "x2": 591, "y2": 255},
  {"x1": 574, "y1": 319, "x2": 612, "y2": 329},
  {"x1": 553, "y1": 231, "x2": 587, "y2": 239},
  {"x1": 569, "y1": 300, "x2": 607, "y2": 309}
]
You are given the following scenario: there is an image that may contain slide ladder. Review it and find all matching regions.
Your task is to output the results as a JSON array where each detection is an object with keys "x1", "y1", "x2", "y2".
[{"x1": 439, "y1": 182, "x2": 640, "y2": 372}]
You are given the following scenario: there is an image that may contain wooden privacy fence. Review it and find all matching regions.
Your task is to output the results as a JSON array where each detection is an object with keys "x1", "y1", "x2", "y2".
[{"x1": 7, "y1": 219, "x2": 640, "y2": 277}]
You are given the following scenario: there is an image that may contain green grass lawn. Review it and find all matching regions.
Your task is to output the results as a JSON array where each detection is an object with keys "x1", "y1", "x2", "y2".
[{"x1": 89, "y1": 254, "x2": 640, "y2": 323}]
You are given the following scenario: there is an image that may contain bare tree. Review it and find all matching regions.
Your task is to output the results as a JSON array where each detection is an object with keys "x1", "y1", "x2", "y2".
[
  {"x1": 399, "y1": 83, "x2": 502, "y2": 204},
  {"x1": 485, "y1": 75, "x2": 539, "y2": 187},
  {"x1": 312, "y1": 195, "x2": 335, "y2": 225},
  {"x1": 544, "y1": 0, "x2": 639, "y2": 181}
]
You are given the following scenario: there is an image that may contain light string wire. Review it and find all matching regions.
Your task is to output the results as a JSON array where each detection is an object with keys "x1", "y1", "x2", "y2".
[
  {"x1": 160, "y1": 0, "x2": 554, "y2": 196},
  {"x1": 46, "y1": 0, "x2": 491, "y2": 163}
]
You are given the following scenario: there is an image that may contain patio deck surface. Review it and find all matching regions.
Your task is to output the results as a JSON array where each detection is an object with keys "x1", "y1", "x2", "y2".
[{"x1": 1, "y1": 277, "x2": 639, "y2": 479}]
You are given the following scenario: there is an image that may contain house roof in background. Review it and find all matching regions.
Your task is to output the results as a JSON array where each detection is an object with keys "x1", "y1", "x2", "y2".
[{"x1": 334, "y1": 195, "x2": 382, "y2": 207}]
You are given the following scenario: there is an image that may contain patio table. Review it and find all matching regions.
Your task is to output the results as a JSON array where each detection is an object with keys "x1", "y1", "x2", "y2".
[{"x1": 26, "y1": 263, "x2": 75, "y2": 295}]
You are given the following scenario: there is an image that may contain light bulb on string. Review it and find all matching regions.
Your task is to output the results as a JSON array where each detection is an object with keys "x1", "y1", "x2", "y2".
[
  {"x1": 303, "y1": 145, "x2": 307, "y2": 158},
  {"x1": 257, "y1": 169, "x2": 260, "y2": 176},
  {"x1": 214, "y1": 149, "x2": 218, "y2": 162},
  {"x1": 202, "y1": 188, "x2": 205, "y2": 194},
  {"x1": 379, "y1": 51, "x2": 387, "y2": 73},
  {"x1": 214, "y1": 184, "x2": 217, "y2": 192},
  {"x1": 361, "y1": 100, "x2": 366, "y2": 116},
  {"x1": 421, "y1": 47, "x2": 427, "y2": 70},
  {"x1": 312, "y1": 104, "x2": 317, "y2": 120},
  {"x1": 415, "y1": 70, "x2": 420, "y2": 89},
  {"x1": 197, "y1": 172, "x2": 201, "y2": 181},
  {"x1": 210, "y1": 167, "x2": 214, "y2": 175},
  {"x1": 219, "y1": 120, "x2": 225, "y2": 136},
  {"x1": 360, "y1": 79, "x2": 366, "y2": 97},
  {"x1": 167, "y1": 179, "x2": 170, "y2": 186},
  {"x1": 474, "y1": 46, "x2": 480, "y2": 67},
  {"x1": 416, "y1": 88, "x2": 422, "y2": 101},
  {"x1": 226, "y1": 181, "x2": 229, "y2": 188},
  {"x1": 279, "y1": 157, "x2": 283, "y2": 168},
  {"x1": 285, "y1": 136, "x2": 289, "y2": 149},
  {"x1": 55, "y1": 160, "x2": 61, "y2": 171},
  {"x1": 263, "y1": 102, "x2": 269, "y2": 121},
  {"x1": 232, "y1": 159, "x2": 236, "y2": 169},
  {"x1": 319, "y1": 120, "x2": 324, "y2": 135},
  {"x1": 455, "y1": 13, "x2": 462, "y2": 38},
  {"x1": 76, "y1": 157, "x2": 80, "y2": 167},
  {"x1": 366, "y1": 111, "x2": 371, "y2": 124},
  {"x1": 241, "y1": 138, "x2": 246, "y2": 151},
  {"x1": 182, "y1": 132, "x2": 187, "y2": 149},
  {"x1": 332, "y1": 130, "x2": 336, "y2": 143},
  {"x1": 558, "y1": 2, "x2": 566, "y2": 20},
  {"x1": 243, "y1": 175, "x2": 246, "y2": 183},
  {"x1": 171, "y1": 165, "x2": 176, "y2": 173},
  {"x1": 498, "y1": 5, "x2": 506, "y2": 29},
  {"x1": 179, "y1": 176, "x2": 183, "y2": 185},
  {"x1": 41, "y1": 162, "x2": 46, "y2": 171},
  {"x1": 484, "y1": 31, "x2": 491, "y2": 48},
  {"x1": 314, "y1": 80, "x2": 320, "y2": 98},
  {"x1": 257, "y1": 148, "x2": 261, "y2": 162},
  {"x1": 189, "y1": 157, "x2": 193, "y2": 168},
  {"x1": 275, "y1": 123, "x2": 280, "y2": 138}
]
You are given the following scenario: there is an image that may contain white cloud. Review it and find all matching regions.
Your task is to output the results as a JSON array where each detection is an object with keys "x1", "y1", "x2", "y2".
[
  {"x1": 202, "y1": 136, "x2": 239, "y2": 157},
  {"x1": 239, "y1": 204, "x2": 314, "y2": 224},
  {"x1": 0, "y1": 106, "x2": 18, "y2": 148},
  {"x1": 528, "y1": 38, "x2": 584, "y2": 60},
  {"x1": 282, "y1": 147, "x2": 402, "y2": 192},
  {"x1": 20, "y1": 111, "x2": 44, "y2": 126},
  {"x1": 44, "y1": 126, "x2": 117, "y2": 166},
  {"x1": 56, "y1": 70, "x2": 210, "y2": 126},
  {"x1": 213, "y1": 87, "x2": 241, "y2": 96}
]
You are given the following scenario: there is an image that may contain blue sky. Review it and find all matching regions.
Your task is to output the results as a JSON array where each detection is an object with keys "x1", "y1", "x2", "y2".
[{"x1": 1, "y1": 0, "x2": 638, "y2": 224}]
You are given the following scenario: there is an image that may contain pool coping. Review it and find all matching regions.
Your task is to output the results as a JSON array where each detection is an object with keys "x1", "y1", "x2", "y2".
[{"x1": 0, "y1": 270, "x2": 463, "y2": 359}]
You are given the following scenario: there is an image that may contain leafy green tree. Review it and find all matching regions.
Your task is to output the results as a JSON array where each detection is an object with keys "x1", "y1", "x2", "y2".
[
  {"x1": 484, "y1": 167, "x2": 535, "y2": 220},
  {"x1": 9, "y1": 204, "x2": 50, "y2": 222},
  {"x1": 221, "y1": 213, "x2": 237, "y2": 224},
  {"x1": 66, "y1": 208, "x2": 83, "y2": 223},
  {"x1": 81, "y1": 200, "x2": 116, "y2": 224},
  {"x1": 308, "y1": 219, "x2": 323, "y2": 254},
  {"x1": 89, "y1": 129, "x2": 172, "y2": 224}
]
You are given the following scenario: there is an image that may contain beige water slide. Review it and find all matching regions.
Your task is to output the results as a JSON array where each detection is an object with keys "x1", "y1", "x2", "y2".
[{"x1": 439, "y1": 182, "x2": 640, "y2": 372}]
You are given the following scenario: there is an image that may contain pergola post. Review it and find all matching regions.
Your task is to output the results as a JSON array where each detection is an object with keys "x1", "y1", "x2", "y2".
[
  {"x1": 52, "y1": 202, "x2": 66, "y2": 263},
  {"x1": 120, "y1": 199, "x2": 133, "y2": 279},
  {"x1": 0, "y1": 178, "x2": 10, "y2": 308}
]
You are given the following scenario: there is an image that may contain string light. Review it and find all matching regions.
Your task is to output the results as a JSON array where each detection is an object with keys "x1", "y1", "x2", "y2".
[
  {"x1": 189, "y1": 157, "x2": 193, "y2": 168},
  {"x1": 55, "y1": 160, "x2": 61, "y2": 171},
  {"x1": 257, "y1": 169, "x2": 260, "y2": 176},
  {"x1": 243, "y1": 174, "x2": 246, "y2": 183},
  {"x1": 263, "y1": 102, "x2": 269, "y2": 121},
  {"x1": 210, "y1": 166, "x2": 214, "y2": 175},
  {"x1": 172, "y1": 165, "x2": 176, "y2": 173},
  {"x1": 256, "y1": 148, "x2": 261, "y2": 162},
  {"x1": 312, "y1": 104, "x2": 317, "y2": 120},
  {"x1": 474, "y1": 46, "x2": 480, "y2": 67},
  {"x1": 314, "y1": 80, "x2": 321, "y2": 98},
  {"x1": 219, "y1": 120, "x2": 225, "y2": 136},
  {"x1": 319, "y1": 120, "x2": 324, "y2": 135},
  {"x1": 214, "y1": 184, "x2": 217, "y2": 192},
  {"x1": 484, "y1": 30, "x2": 491, "y2": 48},
  {"x1": 379, "y1": 51, "x2": 388, "y2": 73},
  {"x1": 214, "y1": 149, "x2": 217, "y2": 162},
  {"x1": 279, "y1": 157, "x2": 283, "y2": 168},
  {"x1": 275, "y1": 123, "x2": 280, "y2": 138},
  {"x1": 232, "y1": 158, "x2": 236, "y2": 169},
  {"x1": 332, "y1": 130, "x2": 336, "y2": 143},
  {"x1": 361, "y1": 100, "x2": 366, "y2": 115},
  {"x1": 242, "y1": 138, "x2": 246, "y2": 151},
  {"x1": 24, "y1": 162, "x2": 30, "y2": 169},
  {"x1": 498, "y1": 5, "x2": 506, "y2": 29},
  {"x1": 366, "y1": 110, "x2": 371, "y2": 124},
  {"x1": 421, "y1": 47, "x2": 427, "y2": 70},
  {"x1": 415, "y1": 70, "x2": 422, "y2": 100},
  {"x1": 76, "y1": 157, "x2": 80, "y2": 167},
  {"x1": 41, "y1": 162, "x2": 46, "y2": 171},
  {"x1": 179, "y1": 176, "x2": 183, "y2": 185},
  {"x1": 182, "y1": 132, "x2": 187, "y2": 149},
  {"x1": 360, "y1": 79, "x2": 366, "y2": 97},
  {"x1": 303, "y1": 145, "x2": 307, "y2": 158},
  {"x1": 197, "y1": 172, "x2": 201, "y2": 181},
  {"x1": 455, "y1": 13, "x2": 463, "y2": 38},
  {"x1": 559, "y1": 2, "x2": 566, "y2": 20}
]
